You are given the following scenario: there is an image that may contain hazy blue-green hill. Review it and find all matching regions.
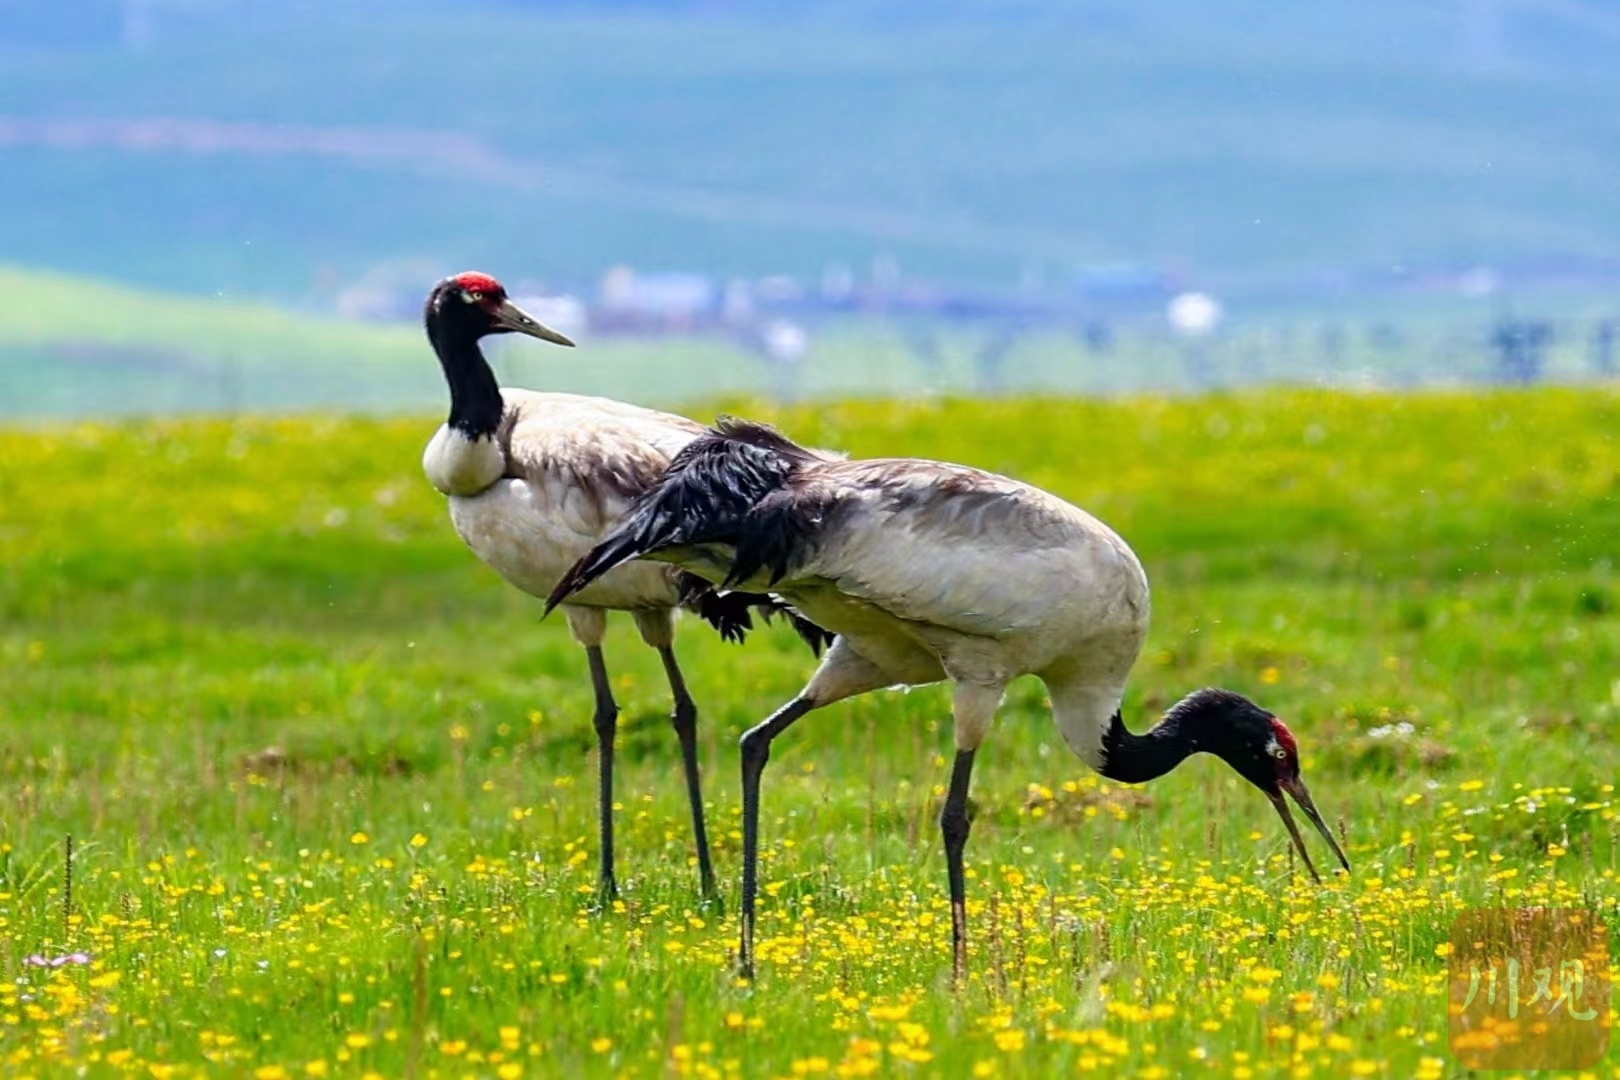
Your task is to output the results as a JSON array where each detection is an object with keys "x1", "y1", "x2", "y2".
[{"x1": 2, "y1": 1, "x2": 1618, "y2": 301}]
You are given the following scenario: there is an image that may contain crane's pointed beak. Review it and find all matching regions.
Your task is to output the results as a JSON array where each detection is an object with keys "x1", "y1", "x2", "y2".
[
  {"x1": 492, "y1": 298, "x2": 575, "y2": 347},
  {"x1": 1268, "y1": 776, "x2": 1350, "y2": 884}
]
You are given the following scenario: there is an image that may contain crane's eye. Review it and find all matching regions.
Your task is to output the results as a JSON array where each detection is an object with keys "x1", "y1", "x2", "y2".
[
  {"x1": 459, "y1": 288, "x2": 485, "y2": 303},
  {"x1": 1272, "y1": 746, "x2": 1288, "y2": 761}
]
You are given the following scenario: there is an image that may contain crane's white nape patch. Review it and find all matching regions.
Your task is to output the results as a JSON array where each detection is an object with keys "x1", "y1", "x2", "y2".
[{"x1": 422, "y1": 425, "x2": 504, "y2": 496}]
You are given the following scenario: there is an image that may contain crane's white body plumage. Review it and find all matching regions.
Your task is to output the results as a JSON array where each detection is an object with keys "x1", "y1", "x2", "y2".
[
  {"x1": 674, "y1": 456, "x2": 1152, "y2": 769},
  {"x1": 426, "y1": 390, "x2": 705, "y2": 616}
]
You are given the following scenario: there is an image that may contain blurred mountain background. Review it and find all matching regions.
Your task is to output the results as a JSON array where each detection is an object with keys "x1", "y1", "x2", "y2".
[{"x1": 3, "y1": 0, "x2": 1619, "y2": 415}]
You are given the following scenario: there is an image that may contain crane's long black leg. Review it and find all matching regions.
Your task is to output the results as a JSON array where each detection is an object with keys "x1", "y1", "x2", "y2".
[
  {"x1": 738, "y1": 696, "x2": 816, "y2": 980},
  {"x1": 658, "y1": 646, "x2": 718, "y2": 905},
  {"x1": 585, "y1": 644, "x2": 620, "y2": 903},
  {"x1": 941, "y1": 748, "x2": 978, "y2": 985}
]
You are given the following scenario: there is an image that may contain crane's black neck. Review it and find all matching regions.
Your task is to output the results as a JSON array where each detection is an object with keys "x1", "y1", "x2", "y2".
[
  {"x1": 1098, "y1": 709, "x2": 1198, "y2": 784},
  {"x1": 427, "y1": 317, "x2": 504, "y2": 440},
  {"x1": 1096, "y1": 687, "x2": 1276, "y2": 789}
]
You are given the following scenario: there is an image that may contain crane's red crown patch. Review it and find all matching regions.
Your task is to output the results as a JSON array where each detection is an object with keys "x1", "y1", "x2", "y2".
[{"x1": 452, "y1": 271, "x2": 503, "y2": 296}]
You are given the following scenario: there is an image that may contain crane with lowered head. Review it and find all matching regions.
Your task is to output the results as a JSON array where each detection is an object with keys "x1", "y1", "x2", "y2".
[{"x1": 547, "y1": 417, "x2": 1350, "y2": 978}]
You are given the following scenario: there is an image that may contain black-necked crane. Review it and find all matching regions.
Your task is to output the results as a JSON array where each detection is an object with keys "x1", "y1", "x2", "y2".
[
  {"x1": 420, "y1": 274, "x2": 828, "y2": 904},
  {"x1": 546, "y1": 418, "x2": 1350, "y2": 978}
]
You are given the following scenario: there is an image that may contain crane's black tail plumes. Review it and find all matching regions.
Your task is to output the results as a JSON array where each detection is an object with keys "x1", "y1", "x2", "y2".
[
  {"x1": 769, "y1": 603, "x2": 839, "y2": 657},
  {"x1": 544, "y1": 417, "x2": 820, "y2": 616},
  {"x1": 676, "y1": 572, "x2": 757, "y2": 645},
  {"x1": 676, "y1": 573, "x2": 836, "y2": 657}
]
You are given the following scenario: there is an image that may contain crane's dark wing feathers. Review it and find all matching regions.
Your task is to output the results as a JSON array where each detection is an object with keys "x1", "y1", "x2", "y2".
[
  {"x1": 707, "y1": 416, "x2": 823, "y2": 464},
  {"x1": 725, "y1": 487, "x2": 829, "y2": 588},
  {"x1": 544, "y1": 418, "x2": 822, "y2": 617}
]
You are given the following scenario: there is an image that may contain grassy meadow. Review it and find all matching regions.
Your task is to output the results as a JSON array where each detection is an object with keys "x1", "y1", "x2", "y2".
[{"x1": 0, "y1": 388, "x2": 1618, "y2": 1077}]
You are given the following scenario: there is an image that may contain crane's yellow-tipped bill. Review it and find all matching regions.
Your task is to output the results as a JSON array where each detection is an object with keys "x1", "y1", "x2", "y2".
[
  {"x1": 492, "y1": 298, "x2": 575, "y2": 347},
  {"x1": 1268, "y1": 776, "x2": 1349, "y2": 883}
]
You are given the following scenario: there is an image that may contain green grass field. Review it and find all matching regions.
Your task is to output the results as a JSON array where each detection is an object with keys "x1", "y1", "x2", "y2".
[{"x1": 1, "y1": 388, "x2": 1618, "y2": 1077}]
